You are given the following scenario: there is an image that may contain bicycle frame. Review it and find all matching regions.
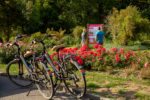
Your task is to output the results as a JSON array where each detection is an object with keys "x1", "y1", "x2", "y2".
[
  {"x1": 35, "y1": 53, "x2": 61, "y2": 77},
  {"x1": 10, "y1": 40, "x2": 34, "y2": 77},
  {"x1": 32, "y1": 36, "x2": 64, "y2": 77}
]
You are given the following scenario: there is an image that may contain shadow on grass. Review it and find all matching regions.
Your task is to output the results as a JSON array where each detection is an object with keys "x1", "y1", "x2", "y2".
[{"x1": 92, "y1": 87, "x2": 137, "y2": 99}]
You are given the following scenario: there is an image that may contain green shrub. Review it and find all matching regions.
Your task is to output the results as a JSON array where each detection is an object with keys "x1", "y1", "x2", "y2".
[
  {"x1": 60, "y1": 35, "x2": 80, "y2": 46},
  {"x1": 107, "y1": 6, "x2": 150, "y2": 45},
  {"x1": 141, "y1": 40, "x2": 150, "y2": 46},
  {"x1": 72, "y1": 26, "x2": 85, "y2": 44},
  {"x1": 46, "y1": 28, "x2": 66, "y2": 41}
]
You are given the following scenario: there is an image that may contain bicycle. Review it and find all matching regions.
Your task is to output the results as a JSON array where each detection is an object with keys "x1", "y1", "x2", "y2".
[
  {"x1": 6, "y1": 34, "x2": 54, "y2": 99},
  {"x1": 31, "y1": 35, "x2": 86, "y2": 98}
]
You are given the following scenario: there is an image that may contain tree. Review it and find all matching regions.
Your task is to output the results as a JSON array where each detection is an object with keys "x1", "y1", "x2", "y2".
[
  {"x1": 107, "y1": 6, "x2": 150, "y2": 45},
  {"x1": 0, "y1": 0, "x2": 26, "y2": 41}
]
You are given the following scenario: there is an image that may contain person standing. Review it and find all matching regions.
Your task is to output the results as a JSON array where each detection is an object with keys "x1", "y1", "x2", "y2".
[
  {"x1": 95, "y1": 27, "x2": 104, "y2": 45},
  {"x1": 81, "y1": 29, "x2": 87, "y2": 46}
]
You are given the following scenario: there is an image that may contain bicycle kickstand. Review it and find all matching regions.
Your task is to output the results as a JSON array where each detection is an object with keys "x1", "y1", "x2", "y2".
[{"x1": 26, "y1": 87, "x2": 33, "y2": 96}]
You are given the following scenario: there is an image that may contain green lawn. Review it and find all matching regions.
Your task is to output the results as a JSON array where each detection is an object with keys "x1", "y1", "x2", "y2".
[
  {"x1": 86, "y1": 71, "x2": 150, "y2": 99},
  {"x1": 0, "y1": 64, "x2": 7, "y2": 73},
  {"x1": 1, "y1": 63, "x2": 150, "y2": 100}
]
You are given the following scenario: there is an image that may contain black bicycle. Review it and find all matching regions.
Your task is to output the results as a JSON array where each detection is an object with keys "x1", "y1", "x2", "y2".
[
  {"x1": 6, "y1": 35, "x2": 54, "y2": 99},
  {"x1": 31, "y1": 35, "x2": 86, "y2": 98}
]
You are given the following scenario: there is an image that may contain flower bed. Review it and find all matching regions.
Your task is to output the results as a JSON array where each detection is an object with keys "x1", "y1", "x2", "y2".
[{"x1": 51, "y1": 44, "x2": 150, "y2": 78}]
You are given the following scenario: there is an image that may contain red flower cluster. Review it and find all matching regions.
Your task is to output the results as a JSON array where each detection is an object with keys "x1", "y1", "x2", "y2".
[{"x1": 50, "y1": 44, "x2": 150, "y2": 69}]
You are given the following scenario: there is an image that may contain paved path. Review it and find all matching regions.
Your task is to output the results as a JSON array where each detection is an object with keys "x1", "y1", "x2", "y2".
[{"x1": 0, "y1": 76, "x2": 90, "y2": 100}]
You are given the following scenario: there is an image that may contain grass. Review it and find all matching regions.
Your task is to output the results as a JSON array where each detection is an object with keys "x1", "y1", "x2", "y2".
[
  {"x1": 0, "y1": 64, "x2": 7, "y2": 73},
  {"x1": 117, "y1": 89, "x2": 126, "y2": 94},
  {"x1": 135, "y1": 93, "x2": 150, "y2": 99},
  {"x1": 85, "y1": 71, "x2": 150, "y2": 99},
  {"x1": 1, "y1": 63, "x2": 150, "y2": 99},
  {"x1": 105, "y1": 82, "x2": 120, "y2": 88},
  {"x1": 87, "y1": 83, "x2": 100, "y2": 88}
]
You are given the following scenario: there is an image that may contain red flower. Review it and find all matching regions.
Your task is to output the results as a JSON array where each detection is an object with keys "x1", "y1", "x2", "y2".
[
  {"x1": 50, "y1": 52, "x2": 57, "y2": 60},
  {"x1": 50, "y1": 55, "x2": 53, "y2": 60},
  {"x1": 77, "y1": 59, "x2": 84, "y2": 65},
  {"x1": 0, "y1": 43, "x2": 2, "y2": 46},
  {"x1": 115, "y1": 57, "x2": 120, "y2": 62},
  {"x1": 56, "y1": 65, "x2": 59, "y2": 70},
  {"x1": 74, "y1": 56, "x2": 81, "y2": 60},
  {"x1": 83, "y1": 54, "x2": 87, "y2": 58},
  {"x1": 106, "y1": 50, "x2": 110, "y2": 53},
  {"x1": 127, "y1": 51, "x2": 130, "y2": 57},
  {"x1": 4, "y1": 41, "x2": 7, "y2": 44},
  {"x1": 92, "y1": 59, "x2": 94, "y2": 61},
  {"x1": 54, "y1": 61, "x2": 57, "y2": 64},
  {"x1": 115, "y1": 54, "x2": 119, "y2": 57},
  {"x1": 94, "y1": 44, "x2": 98, "y2": 49},
  {"x1": 142, "y1": 51, "x2": 147, "y2": 54},
  {"x1": 97, "y1": 53, "x2": 101, "y2": 57},
  {"x1": 132, "y1": 52, "x2": 137, "y2": 56},
  {"x1": 99, "y1": 45, "x2": 103, "y2": 48},
  {"x1": 73, "y1": 47, "x2": 78, "y2": 51},
  {"x1": 102, "y1": 48, "x2": 106, "y2": 52},
  {"x1": 52, "y1": 52, "x2": 57, "y2": 56},
  {"x1": 89, "y1": 51, "x2": 94, "y2": 55},
  {"x1": 102, "y1": 57, "x2": 104, "y2": 61},
  {"x1": 111, "y1": 47, "x2": 118, "y2": 52},
  {"x1": 125, "y1": 55, "x2": 129, "y2": 60},
  {"x1": 80, "y1": 45, "x2": 87, "y2": 51},
  {"x1": 63, "y1": 48, "x2": 67, "y2": 52},
  {"x1": 145, "y1": 62, "x2": 149, "y2": 68},
  {"x1": 96, "y1": 49, "x2": 102, "y2": 52},
  {"x1": 94, "y1": 53, "x2": 97, "y2": 56},
  {"x1": 119, "y1": 48, "x2": 124, "y2": 54}
]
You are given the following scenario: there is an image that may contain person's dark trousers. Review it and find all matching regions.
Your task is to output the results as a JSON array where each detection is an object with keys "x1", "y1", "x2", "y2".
[{"x1": 97, "y1": 41, "x2": 103, "y2": 45}]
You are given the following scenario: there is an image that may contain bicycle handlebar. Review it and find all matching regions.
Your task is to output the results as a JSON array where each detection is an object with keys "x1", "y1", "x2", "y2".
[
  {"x1": 31, "y1": 34, "x2": 51, "y2": 53},
  {"x1": 31, "y1": 34, "x2": 51, "y2": 45},
  {"x1": 6, "y1": 34, "x2": 27, "y2": 49}
]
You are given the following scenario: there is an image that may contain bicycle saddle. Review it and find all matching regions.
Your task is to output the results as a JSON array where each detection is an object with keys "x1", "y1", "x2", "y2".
[
  {"x1": 24, "y1": 51, "x2": 33, "y2": 58},
  {"x1": 52, "y1": 44, "x2": 65, "y2": 51}
]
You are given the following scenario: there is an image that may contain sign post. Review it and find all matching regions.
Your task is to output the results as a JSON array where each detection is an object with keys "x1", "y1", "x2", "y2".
[{"x1": 87, "y1": 24, "x2": 103, "y2": 47}]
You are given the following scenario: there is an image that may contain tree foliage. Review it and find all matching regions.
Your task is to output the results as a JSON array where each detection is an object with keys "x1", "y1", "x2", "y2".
[
  {"x1": 107, "y1": 6, "x2": 150, "y2": 45},
  {"x1": 0, "y1": 0, "x2": 150, "y2": 41},
  {"x1": 0, "y1": 0, "x2": 25, "y2": 41}
]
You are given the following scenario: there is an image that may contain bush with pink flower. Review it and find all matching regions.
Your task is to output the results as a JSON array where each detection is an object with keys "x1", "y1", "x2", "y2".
[{"x1": 0, "y1": 42, "x2": 17, "y2": 63}]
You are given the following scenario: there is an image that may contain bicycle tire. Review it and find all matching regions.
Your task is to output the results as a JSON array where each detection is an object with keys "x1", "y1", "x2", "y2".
[
  {"x1": 63, "y1": 59, "x2": 86, "y2": 98},
  {"x1": 35, "y1": 62, "x2": 54, "y2": 100},
  {"x1": 6, "y1": 59, "x2": 33, "y2": 87}
]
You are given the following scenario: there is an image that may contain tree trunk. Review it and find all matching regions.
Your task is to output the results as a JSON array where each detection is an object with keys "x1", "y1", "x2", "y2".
[
  {"x1": 5, "y1": 22, "x2": 11, "y2": 41},
  {"x1": 98, "y1": 2, "x2": 104, "y2": 23},
  {"x1": 5, "y1": 28, "x2": 10, "y2": 41}
]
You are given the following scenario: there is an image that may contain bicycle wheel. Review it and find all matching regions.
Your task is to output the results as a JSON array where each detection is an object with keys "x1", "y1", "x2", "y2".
[
  {"x1": 6, "y1": 59, "x2": 32, "y2": 87},
  {"x1": 63, "y1": 59, "x2": 86, "y2": 98},
  {"x1": 35, "y1": 62, "x2": 54, "y2": 99}
]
